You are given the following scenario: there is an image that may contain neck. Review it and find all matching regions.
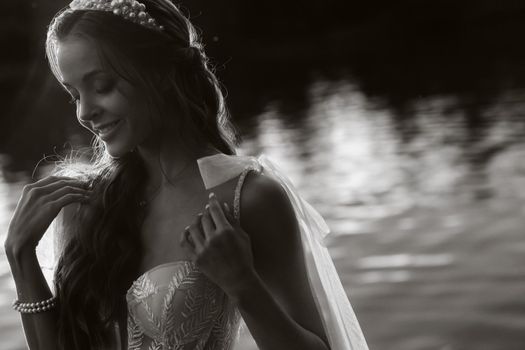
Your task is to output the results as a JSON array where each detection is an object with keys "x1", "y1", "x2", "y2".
[{"x1": 135, "y1": 132, "x2": 220, "y2": 191}]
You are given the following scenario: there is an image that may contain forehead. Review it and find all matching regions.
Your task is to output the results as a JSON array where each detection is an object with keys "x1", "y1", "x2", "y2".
[{"x1": 56, "y1": 36, "x2": 104, "y2": 83}]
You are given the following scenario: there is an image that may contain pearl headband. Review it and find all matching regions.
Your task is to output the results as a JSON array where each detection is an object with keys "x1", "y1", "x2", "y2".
[{"x1": 69, "y1": 0, "x2": 164, "y2": 32}]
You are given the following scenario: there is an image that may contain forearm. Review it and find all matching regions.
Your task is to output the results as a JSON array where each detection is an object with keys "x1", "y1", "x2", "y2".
[
  {"x1": 230, "y1": 272, "x2": 330, "y2": 350},
  {"x1": 6, "y1": 245, "x2": 59, "y2": 350}
]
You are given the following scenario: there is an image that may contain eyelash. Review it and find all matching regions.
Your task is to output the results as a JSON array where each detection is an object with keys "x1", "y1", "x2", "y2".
[
  {"x1": 96, "y1": 82, "x2": 113, "y2": 93},
  {"x1": 67, "y1": 82, "x2": 113, "y2": 105}
]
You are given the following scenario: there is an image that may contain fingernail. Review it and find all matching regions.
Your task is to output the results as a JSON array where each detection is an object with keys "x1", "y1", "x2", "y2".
[
  {"x1": 184, "y1": 225, "x2": 190, "y2": 231},
  {"x1": 197, "y1": 212, "x2": 203, "y2": 217},
  {"x1": 205, "y1": 204, "x2": 209, "y2": 210},
  {"x1": 209, "y1": 192, "x2": 215, "y2": 199}
]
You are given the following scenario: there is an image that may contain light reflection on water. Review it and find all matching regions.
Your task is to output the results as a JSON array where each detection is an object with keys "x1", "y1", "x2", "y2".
[
  {"x1": 239, "y1": 79, "x2": 525, "y2": 349},
  {"x1": 2, "y1": 78, "x2": 525, "y2": 349},
  {"x1": 356, "y1": 254, "x2": 454, "y2": 269}
]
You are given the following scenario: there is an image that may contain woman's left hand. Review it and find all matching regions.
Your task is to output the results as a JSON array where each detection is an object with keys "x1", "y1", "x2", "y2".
[{"x1": 180, "y1": 192, "x2": 257, "y2": 296}]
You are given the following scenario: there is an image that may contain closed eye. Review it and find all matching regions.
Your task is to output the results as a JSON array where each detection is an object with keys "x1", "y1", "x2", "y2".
[{"x1": 94, "y1": 79, "x2": 114, "y2": 94}]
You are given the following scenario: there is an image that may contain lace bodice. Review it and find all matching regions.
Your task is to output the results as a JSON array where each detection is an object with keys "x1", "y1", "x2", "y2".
[
  {"x1": 117, "y1": 155, "x2": 263, "y2": 350},
  {"x1": 125, "y1": 261, "x2": 241, "y2": 350}
]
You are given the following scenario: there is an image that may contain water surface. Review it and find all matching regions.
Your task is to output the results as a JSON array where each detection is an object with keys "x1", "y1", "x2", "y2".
[{"x1": 2, "y1": 77, "x2": 525, "y2": 349}]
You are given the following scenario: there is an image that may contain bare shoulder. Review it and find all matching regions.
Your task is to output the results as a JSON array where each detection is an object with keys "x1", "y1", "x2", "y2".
[
  {"x1": 241, "y1": 171, "x2": 289, "y2": 210},
  {"x1": 238, "y1": 171, "x2": 300, "y2": 269},
  {"x1": 240, "y1": 171, "x2": 296, "y2": 232}
]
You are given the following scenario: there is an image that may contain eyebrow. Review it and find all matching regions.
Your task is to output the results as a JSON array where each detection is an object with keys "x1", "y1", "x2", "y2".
[{"x1": 61, "y1": 69, "x2": 106, "y2": 87}]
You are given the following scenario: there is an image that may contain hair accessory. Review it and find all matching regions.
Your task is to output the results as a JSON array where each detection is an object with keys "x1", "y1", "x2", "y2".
[
  {"x1": 12, "y1": 296, "x2": 58, "y2": 314},
  {"x1": 69, "y1": 0, "x2": 164, "y2": 31}
]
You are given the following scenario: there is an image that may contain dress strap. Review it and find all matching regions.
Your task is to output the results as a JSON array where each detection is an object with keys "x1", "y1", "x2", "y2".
[{"x1": 233, "y1": 164, "x2": 262, "y2": 222}]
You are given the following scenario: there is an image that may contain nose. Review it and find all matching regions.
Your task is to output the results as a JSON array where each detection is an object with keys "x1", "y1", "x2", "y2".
[{"x1": 76, "y1": 96, "x2": 102, "y2": 128}]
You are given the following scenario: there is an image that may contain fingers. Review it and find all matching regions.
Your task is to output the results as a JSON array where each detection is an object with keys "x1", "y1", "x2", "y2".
[
  {"x1": 186, "y1": 218, "x2": 205, "y2": 253},
  {"x1": 25, "y1": 177, "x2": 89, "y2": 201},
  {"x1": 181, "y1": 194, "x2": 236, "y2": 258},
  {"x1": 180, "y1": 229, "x2": 198, "y2": 259},
  {"x1": 201, "y1": 209, "x2": 215, "y2": 239},
  {"x1": 207, "y1": 193, "x2": 229, "y2": 229},
  {"x1": 39, "y1": 178, "x2": 89, "y2": 193},
  {"x1": 25, "y1": 175, "x2": 70, "y2": 188},
  {"x1": 180, "y1": 227, "x2": 192, "y2": 247},
  {"x1": 21, "y1": 176, "x2": 91, "y2": 214},
  {"x1": 42, "y1": 185, "x2": 91, "y2": 203},
  {"x1": 222, "y1": 202, "x2": 237, "y2": 226},
  {"x1": 48, "y1": 192, "x2": 90, "y2": 211},
  {"x1": 26, "y1": 176, "x2": 86, "y2": 191}
]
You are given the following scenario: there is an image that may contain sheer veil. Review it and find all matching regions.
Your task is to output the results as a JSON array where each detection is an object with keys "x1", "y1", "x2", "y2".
[{"x1": 198, "y1": 153, "x2": 369, "y2": 350}]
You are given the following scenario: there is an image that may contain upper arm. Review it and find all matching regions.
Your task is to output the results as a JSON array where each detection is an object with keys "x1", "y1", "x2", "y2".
[{"x1": 239, "y1": 171, "x2": 328, "y2": 346}]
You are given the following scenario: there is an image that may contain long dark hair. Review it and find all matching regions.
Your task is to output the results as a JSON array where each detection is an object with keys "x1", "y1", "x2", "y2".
[{"x1": 45, "y1": 1, "x2": 239, "y2": 348}]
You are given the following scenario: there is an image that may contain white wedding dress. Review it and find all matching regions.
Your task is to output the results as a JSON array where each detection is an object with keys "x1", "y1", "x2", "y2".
[{"x1": 38, "y1": 153, "x2": 369, "y2": 350}]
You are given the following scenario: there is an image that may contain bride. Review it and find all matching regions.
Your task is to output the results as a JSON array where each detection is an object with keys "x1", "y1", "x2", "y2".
[{"x1": 4, "y1": 0, "x2": 369, "y2": 349}]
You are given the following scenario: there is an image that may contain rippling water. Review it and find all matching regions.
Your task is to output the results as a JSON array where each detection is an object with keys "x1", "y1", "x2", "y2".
[{"x1": 2, "y1": 78, "x2": 525, "y2": 349}]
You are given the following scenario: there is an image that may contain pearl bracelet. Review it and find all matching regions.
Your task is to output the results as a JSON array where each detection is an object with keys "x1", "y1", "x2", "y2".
[{"x1": 12, "y1": 296, "x2": 58, "y2": 314}]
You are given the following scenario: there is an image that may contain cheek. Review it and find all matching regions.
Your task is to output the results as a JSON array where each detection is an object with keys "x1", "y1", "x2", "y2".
[{"x1": 115, "y1": 86, "x2": 159, "y2": 137}]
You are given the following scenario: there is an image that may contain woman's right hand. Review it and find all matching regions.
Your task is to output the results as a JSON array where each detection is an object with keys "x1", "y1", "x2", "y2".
[{"x1": 5, "y1": 175, "x2": 91, "y2": 255}]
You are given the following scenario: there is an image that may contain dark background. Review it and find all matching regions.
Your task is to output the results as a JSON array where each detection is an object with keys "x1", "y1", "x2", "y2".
[{"x1": 3, "y1": 0, "x2": 525, "y2": 170}]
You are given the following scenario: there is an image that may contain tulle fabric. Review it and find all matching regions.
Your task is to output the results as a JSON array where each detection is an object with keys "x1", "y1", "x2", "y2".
[{"x1": 197, "y1": 153, "x2": 369, "y2": 350}]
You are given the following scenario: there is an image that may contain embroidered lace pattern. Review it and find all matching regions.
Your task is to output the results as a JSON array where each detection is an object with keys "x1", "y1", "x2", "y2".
[
  {"x1": 126, "y1": 261, "x2": 240, "y2": 350},
  {"x1": 125, "y1": 164, "x2": 262, "y2": 350}
]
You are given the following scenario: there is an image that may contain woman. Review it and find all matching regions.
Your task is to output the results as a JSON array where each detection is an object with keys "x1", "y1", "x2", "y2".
[{"x1": 5, "y1": 0, "x2": 368, "y2": 349}]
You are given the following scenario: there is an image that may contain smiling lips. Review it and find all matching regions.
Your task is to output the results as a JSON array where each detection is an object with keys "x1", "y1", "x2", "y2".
[{"x1": 95, "y1": 119, "x2": 121, "y2": 135}]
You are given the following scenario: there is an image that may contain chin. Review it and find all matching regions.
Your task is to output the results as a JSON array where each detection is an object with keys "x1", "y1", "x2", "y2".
[{"x1": 104, "y1": 142, "x2": 134, "y2": 159}]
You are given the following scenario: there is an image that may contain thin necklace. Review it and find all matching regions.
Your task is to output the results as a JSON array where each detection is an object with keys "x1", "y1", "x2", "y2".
[{"x1": 138, "y1": 159, "x2": 194, "y2": 208}]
